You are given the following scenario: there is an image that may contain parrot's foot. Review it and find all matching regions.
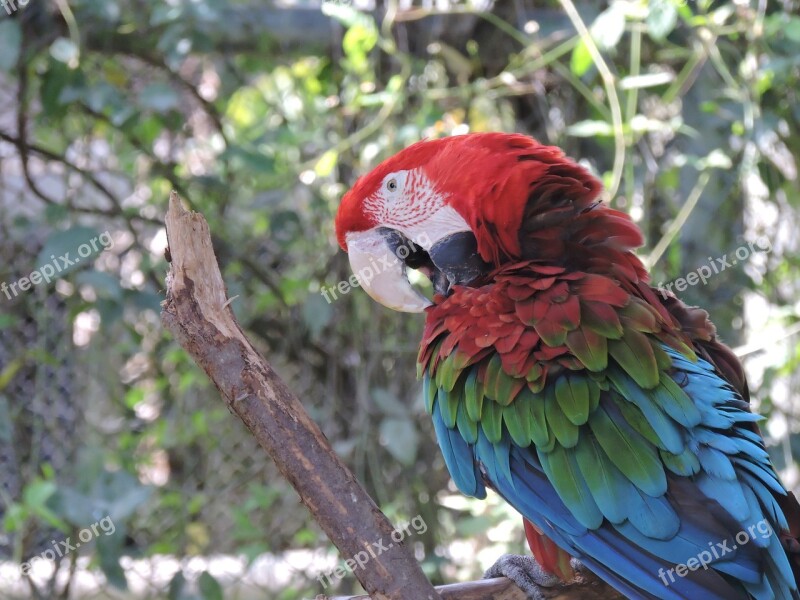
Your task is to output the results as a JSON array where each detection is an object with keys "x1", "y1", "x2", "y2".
[
  {"x1": 570, "y1": 557, "x2": 587, "y2": 574},
  {"x1": 484, "y1": 554, "x2": 561, "y2": 600}
]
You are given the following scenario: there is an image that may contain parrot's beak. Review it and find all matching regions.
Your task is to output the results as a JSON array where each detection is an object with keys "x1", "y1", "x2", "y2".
[
  {"x1": 428, "y1": 231, "x2": 491, "y2": 294},
  {"x1": 345, "y1": 228, "x2": 433, "y2": 313},
  {"x1": 345, "y1": 227, "x2": 492, "y2": 313}
]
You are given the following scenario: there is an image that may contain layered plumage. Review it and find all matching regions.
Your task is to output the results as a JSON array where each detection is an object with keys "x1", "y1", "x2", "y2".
[{"x1": 335, "y1": 132, "x2": 800, "y2": 599}]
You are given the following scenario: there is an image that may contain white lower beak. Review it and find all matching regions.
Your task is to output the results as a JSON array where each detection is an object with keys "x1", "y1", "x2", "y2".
[{"x1": 346, "y1": 229, "x2": 432, "y2": 313}]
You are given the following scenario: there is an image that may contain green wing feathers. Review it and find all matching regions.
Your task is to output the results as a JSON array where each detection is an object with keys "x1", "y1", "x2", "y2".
[{"x1": 420, "y1": 264, "x2": 703, "y2": 536}]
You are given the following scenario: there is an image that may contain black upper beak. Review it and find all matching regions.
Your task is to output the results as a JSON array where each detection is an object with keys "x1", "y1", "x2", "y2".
[
  {"x1": 379, "y1": 228, "x2": 491, "y2": 296},
  {"x1": 428, "y1": 231, "x2": 492, "y2": 295}
]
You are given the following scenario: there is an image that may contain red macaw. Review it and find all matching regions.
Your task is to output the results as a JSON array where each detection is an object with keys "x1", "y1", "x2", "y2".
[{"x1": 334, "y1": 132, "x2": 800, "y2": 600}]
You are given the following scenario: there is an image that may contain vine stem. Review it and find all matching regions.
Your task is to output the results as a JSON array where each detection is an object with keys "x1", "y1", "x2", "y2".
[
  {"x1": 645, "y1": 171, "x2": 711, "y2": 268},
  {"x1": 557, "y1": 0, "x2": 626, "y2": 200}
]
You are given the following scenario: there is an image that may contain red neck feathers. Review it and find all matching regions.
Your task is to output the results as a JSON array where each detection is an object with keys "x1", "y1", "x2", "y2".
[{"x1": 428, "y1": 134, "x2": 647, "y2": 284}]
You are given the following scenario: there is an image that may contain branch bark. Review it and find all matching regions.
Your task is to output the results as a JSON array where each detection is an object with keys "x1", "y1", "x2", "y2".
[
  {"x1": 160, "y1": 192, "x2": 623, "y2": 600},
  {"x1": 323, "y1": 568, "x2": 624, "y2": 600},
  {"x1": 160, "y1": 192, "x2": 439, "y2": 600}
]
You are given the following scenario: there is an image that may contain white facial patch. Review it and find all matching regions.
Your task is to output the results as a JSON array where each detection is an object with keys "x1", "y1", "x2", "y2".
[{"x1": 362, "y1": 168, "x2": 471, "y2": 250}]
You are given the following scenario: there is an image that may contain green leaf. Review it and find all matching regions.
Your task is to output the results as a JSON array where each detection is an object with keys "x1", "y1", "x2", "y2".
[
  {"x1": 22, "y1": 480, "x2": 57, "y2": 510},
  {"x1": 314, "y1": 150, "x2": 338, "y2": 177},
  {"x1": 36, "y1": 226, "x2": 102, "y2": 277},
  {"x1": 785, "y1": 17, "x2": 800, "y2": 42},
  {"x1": 566, "y1": 120, "x2": 615, "y2": 137},
  {"x1": 3, "y1": 503, "x2": 28, "y2": 533},
  {"x1": 40, "y1": 62, "x2": 76, "y2": 117},
  {"x1": 592, "y1": 4, "x2": 627, "y2": 50},
  {"x1": 302, "y1": 293, "x2": 333, "y2": 337},
  {"x1": 0, "y1": 358, "x2": 23, "y2": 392},
  {"x1": 696, "y1": 148, "x2": 733, "y2": 170},
  {"x1": 269, "y1": 210, "x2": 302, "y2": 245},
  {"x1": 0, "y1": 21, "x2": 22, "y2": 71},
  {"x1": 372, "y1": 388, "x2": 407, "y2": 417},
  {"x1": 619, "y1": 72, "x2": 674, "y2": 90},
  {"x1": 75, "y1": 270, "x2": 123, "y2": 300},
  {"x1": 98, "y1": 532, "x2": 128, "y2": 590},
  {"x1": 198, "y1": 571, "x2": 223, "y2": 600},
  {"x1": 647, "y1": 0, "x2": 678, "y2": 41},
  {"x1": 167, "y1": 571, "x2": 186, "y2": 600},
  {"x1": 322, "y1": 2, "x2": 367, "y2": 28},
  {"x1": 379, "y1": 418, "x2": 419, "y2": 465},
  {"x1": 342, "y1": 22, "x2": 378, "y2": 72},
  {"x1": 570, "y1": 40, "x2": 593, "y2": 77},
  {"x1": 23, "y1": 480, "x2": 66, "y2": 530},
  {"x1": 53, "y1": 469, "x2": 151, "y2": 526},
  {"x1": 139, "y1": 82, "x2": 180, "y2": 113},
  {"x1": 50, "y1": 37, "x2": 80, "y2": 66}
]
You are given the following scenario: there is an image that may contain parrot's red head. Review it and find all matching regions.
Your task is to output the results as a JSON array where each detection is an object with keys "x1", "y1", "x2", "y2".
[{"x1": 335, "y1": 132, "x2": 612, "y2": 312}]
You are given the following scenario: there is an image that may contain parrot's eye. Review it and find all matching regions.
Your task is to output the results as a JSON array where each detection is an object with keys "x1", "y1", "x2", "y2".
[{"x1": 386, "y1": 178, "x2": 398, "y2": 192}]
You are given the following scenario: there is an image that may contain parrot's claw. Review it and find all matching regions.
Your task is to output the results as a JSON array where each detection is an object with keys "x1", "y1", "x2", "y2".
[
  {"x1": 484, "y1": 554, "x2": 561, "y2": 600},
  {"x1": 570, "y1": 557, "x2": 587, "y2": 574}
]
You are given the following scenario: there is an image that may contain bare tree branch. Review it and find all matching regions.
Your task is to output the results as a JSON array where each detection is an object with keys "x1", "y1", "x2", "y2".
[
  {"x1": 324, "y1": 568, "x2": 624, "y2": 600},
  {"x1": 160, "y1": 192, "x2": 440, "y2": 600}
]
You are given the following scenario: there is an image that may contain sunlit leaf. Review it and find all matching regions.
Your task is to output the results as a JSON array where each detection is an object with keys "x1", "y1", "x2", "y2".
[
  {"x1": 592, "y1": 4, "x2": 626, "y2": 50},
  {"x1": 620, "y1": 72, "x2": 674, "y2": 89},
  {"x1": 50, "y1": 37, "x2": 80, "y2": 66},
  {"x1": 314, "y1": 150, "x2": 338, "y2": 177},
  {"x1": 647, "y1": 0, "x2": 678, "y2": 41},
  {"x1": 570, "y1": 40, "x2": 593, "y2": 77},
  {"x1": 566, "y1": 119, "x2": 615, "y2": 137}
]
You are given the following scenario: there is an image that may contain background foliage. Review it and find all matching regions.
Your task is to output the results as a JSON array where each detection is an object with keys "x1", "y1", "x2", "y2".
[{"x1": 0, "y1": 0, "x2": 798, "y2": 598}]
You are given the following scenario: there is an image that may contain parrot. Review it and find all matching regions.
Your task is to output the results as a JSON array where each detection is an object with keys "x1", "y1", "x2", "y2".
[{"x1": 334, "y1": 132, "x2": 800, "y2": 600}]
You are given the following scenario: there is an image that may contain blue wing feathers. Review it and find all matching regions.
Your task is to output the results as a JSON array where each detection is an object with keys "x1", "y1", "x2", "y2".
[
  {"x1": 425, "y1": 341, "x2": 798, "y2": 599},
  {"x1": 431, "y1": 401, "x2": 485, "y2": 498}
]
